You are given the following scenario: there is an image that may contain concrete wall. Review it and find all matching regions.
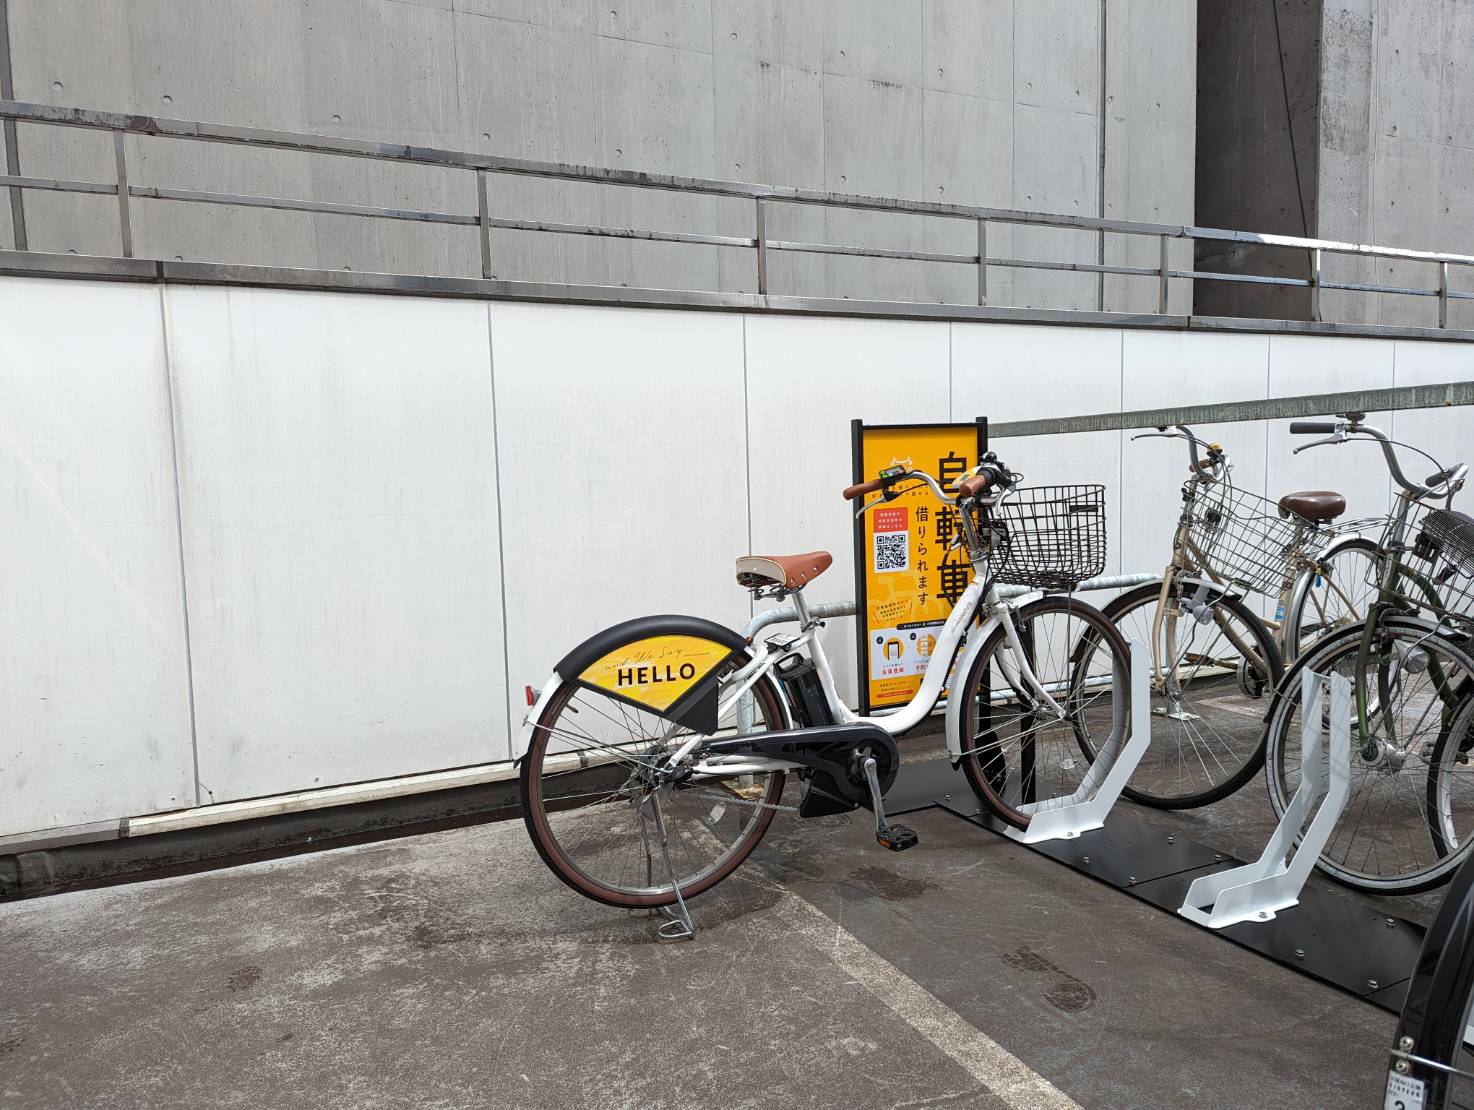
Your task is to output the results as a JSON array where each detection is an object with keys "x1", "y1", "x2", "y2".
[
  {"x1": 1198, "y1": 0, "x2": 1474, "y2": 328},
  {"x1": 0, "y1": 0, "x2": 1195, "y2": 313},
  {"x1": 1317, "y1": 0, "x2": 1474, "y2": 328},
  {"x1": 2, "y1": 273, "x2": 1467, "y2": 841},
  {"x1": 1194, "y1": 0, "x2": 1320, "y2": 320}
]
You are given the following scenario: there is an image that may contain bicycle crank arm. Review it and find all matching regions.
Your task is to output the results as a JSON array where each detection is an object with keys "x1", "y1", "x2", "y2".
[
  {"x1": 862, "y1": 755, "x2": 919, "y2": 852},
  {"x1": 702, "y1": 722, "x2": 902, "y2": 821}
]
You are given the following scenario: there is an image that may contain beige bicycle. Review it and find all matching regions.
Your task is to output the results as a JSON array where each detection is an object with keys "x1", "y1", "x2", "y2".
[{"x1": 1100, "y1": 424, "x2": 1379, "y2": 808}]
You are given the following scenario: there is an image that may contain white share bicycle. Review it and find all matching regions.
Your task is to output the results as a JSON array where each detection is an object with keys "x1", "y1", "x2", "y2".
[{"x1": 519, "y1": 452, "x2": 1130, "y2": 934}]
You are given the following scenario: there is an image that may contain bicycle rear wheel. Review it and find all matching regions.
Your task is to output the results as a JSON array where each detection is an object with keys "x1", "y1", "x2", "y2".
[
  {"x1": 521, "y1": 649, "x2": 788, "y2": 908},
  {"x1": 958, "y1": 595, "x2": 1130, "y2": 829},
  {"x1": 1283, "y1": 536, "x2": 1380, "y2": 661},
  {"x1": 1387, "y1": 847, "x2": 1474, "y2": 1108},
  {"x1": 1099, "y1": 580, "x2": 1281, "y2": 808},
  {"x1": 1265, "y1": 617, "x2": 1474, "y2": 895}
]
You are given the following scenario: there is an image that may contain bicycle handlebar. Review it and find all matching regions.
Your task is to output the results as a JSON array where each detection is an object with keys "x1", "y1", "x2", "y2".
[
  {"x1": 844, "y1": 454, "x2": 1019, "y2": 510},
  {"x1": 957, "y1": 470, "x2": 995, "y2": 497},
  {"x1": 1132, "y1": 423, "x2": 1227, "y2": 482},
  {"x1": 1290, "y1": 413, "x2": 1466, "y2": 501},
  {"x1": 1289, "y1": 420, "x2": 1338, "y2": 435}
]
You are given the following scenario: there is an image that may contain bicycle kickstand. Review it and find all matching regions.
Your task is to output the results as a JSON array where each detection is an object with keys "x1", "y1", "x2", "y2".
[
  {"x1": 638, "y1": 793, "x2": 697, "y2": 942},
  {"x1": 862, "y1": 756, "x2": 919, "y2": 852}
]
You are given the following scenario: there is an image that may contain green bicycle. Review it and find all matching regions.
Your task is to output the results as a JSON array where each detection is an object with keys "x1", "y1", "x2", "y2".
[{"x1": 1262, "y1": 414, "x2": 1474, "y2": 895}]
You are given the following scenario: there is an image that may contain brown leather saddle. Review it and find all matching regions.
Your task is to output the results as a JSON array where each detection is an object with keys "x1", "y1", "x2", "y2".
[
  {"x1": 1277, "y1": 490, "x2": 1346, "y2": 523},
  {"x1": 735, "y1": 550, "x2": 834, "y2": 590}
]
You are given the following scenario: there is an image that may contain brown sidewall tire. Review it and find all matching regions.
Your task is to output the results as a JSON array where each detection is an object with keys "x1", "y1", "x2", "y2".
[
  {"x1": 520, "y1": 658, "x2": 788, "y2": 908},
  {"x1": 959, "y1": 596, "x2": 1130, "y2": 830}
]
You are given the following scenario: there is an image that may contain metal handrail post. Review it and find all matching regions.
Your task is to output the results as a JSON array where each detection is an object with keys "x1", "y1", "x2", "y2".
[
  {"x1": 755, "y1": 197, "x2": 768, "y2": 295},
  {"x1": 977, "y1": 218, "x2": 987, "y2": 306},
  {"x1": 112, "y1": 130, "x2": 132, "y2": 258},
  {"x1": 1310, "y1": 247, "x2": 1322, "y2": 322},
  {"x1": 476, "y1": 169, "x2": 492, "y2": 279},
  {"x1": 0, "y1": 2, "x2": 24, "y2": 250},
  {"x1": 1158, "y1": 234, "x2": 1170, "y2": 313}
]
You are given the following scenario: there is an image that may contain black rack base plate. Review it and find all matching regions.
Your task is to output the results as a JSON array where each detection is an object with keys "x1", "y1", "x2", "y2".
[{"x1": 887, "y1": 758, "x2": 1425, "y2": 1014}]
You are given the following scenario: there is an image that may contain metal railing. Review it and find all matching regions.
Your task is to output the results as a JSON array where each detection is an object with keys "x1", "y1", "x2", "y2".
[
  {"x1": 4, "y1": 100, "x2": 1474, "y2": 326},
  {"x1": 988, "y1": 381, "x2": 1474, "y2": 439}
]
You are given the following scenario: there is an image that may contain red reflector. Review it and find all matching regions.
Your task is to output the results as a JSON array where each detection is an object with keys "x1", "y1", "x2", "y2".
[{"x1": 525, "y1": 685, "x2": 536, "y2": 706}]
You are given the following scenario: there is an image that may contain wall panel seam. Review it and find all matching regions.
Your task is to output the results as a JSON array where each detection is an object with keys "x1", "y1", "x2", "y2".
[
  {"x1": 155, "y1": 286, "x2": 203, "y2": 807},
  {"x1": 486, "y1": 303, "x2": 514, "y2": 757}
]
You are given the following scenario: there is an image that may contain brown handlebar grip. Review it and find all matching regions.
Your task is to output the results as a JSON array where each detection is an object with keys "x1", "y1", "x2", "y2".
[
  {"x1": 843, "y1": 479, "x2": 882, "y2": 501},
  {"x1": 957, "y1": 472, "x2": 994, "y2": 498}
]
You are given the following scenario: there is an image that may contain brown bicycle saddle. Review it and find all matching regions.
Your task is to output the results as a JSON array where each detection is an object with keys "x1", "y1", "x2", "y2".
[
  {"x1": 1277, "y1": 490, "x2": 1346, "y2": 522},
  {"x1": 735, "y1": 551, "x2": 834, "y2": 589}
]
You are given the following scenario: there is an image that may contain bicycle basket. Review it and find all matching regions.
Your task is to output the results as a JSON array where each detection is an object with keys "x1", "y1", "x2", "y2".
[
  {"x1": 1413, "y1": 507, "x2": 1474, "y2": 616},
  {"x1": 1183, "y1": 483, "x2": 1321, "y2": 596},
  {"x1": 975, "y1": 484, "x2": 1106, "y2": 590},
  {"x1": 1362, "y1": 502, "x2": 1474, "y2": 619},
  {"x1": 1419, "y1": 509, "x2": 1474, "y2": 577}
]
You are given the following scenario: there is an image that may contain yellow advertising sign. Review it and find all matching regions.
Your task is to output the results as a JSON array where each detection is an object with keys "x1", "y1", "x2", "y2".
[
  {"x1": 578, "y1": 634, "x2": 734, "y2": 713},
  {"x1": 852, "y1": 419, "x2": 987, "y2": 712}
]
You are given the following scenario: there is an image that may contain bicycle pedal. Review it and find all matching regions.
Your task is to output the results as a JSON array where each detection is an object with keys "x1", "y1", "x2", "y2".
[{"x1": 876, "y1": 823, "x2": 919, "y2": 852}]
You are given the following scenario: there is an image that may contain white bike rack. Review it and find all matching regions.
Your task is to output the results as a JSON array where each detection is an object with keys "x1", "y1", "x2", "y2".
[
  {"x1": 1177, "y1": 669, "x2": 1351, "y2": 930},
  {"x1": 1003, "y1": 639, "x2": 1153, "y2": 845}
]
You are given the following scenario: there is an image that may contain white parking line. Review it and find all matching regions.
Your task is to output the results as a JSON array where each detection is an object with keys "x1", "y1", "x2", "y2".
[{"x1": 774, "y1": 887, "x2": 1079, "y2": 1110}]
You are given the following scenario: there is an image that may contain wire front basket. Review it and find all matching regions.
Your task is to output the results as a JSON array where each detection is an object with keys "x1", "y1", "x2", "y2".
[
  {"x1": 1366, "y1": 500, "x2": 1474, "y2": 620},
  {"x1": 1182, "y1": 483, "x2": 1323, "y2": 597},
  {"x1": 975, "y1": 484, "x2": 1107, "y2": 590}
]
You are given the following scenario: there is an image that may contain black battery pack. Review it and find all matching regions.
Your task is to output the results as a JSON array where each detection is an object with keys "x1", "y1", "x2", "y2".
[{"x1": 775, "y1": 654, "x2": 834, "y2": 728}]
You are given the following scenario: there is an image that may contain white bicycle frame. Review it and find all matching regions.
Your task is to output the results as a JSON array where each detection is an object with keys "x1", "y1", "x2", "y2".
[
  {"x1": 516, "y1": 472, "x2": 1081, "y2": 785},
  {"x1": 676, "y1": 474, "x2": 1064, "y2": 781},
  {"x1": 682, "y1": 578, "x2": 1051, "y2": 777}
]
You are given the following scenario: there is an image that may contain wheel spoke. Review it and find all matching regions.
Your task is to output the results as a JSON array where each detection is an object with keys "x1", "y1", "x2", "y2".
[
  {"x1": 1269, "y1": 623, "x2": 1474, "y2": 891},
  {"x1": 522, "y1": 655, "x2": 787, "y2": 904}
]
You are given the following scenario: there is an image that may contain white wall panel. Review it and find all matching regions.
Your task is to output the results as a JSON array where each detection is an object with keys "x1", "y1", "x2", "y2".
[
  {"x1": 951, "y1": 323, "x2": 1124, "y2": 578},
  {"x1": 744, "y1": 316, "x2": 950, "y2": 706},
  {"x1": 1265, "y1": 335, "x2": 1394, "y2": 527},
  {"x1": 5, "y1": 270, "x2": 1466, "y2": 840},
  {"x1": 1119, "y1": 331, "x2": 1272, "y2": 583},
  {"x1": 0, "y1": 278, "x2": 194, "y2": 836},
  {"x1": 166, "y1": 288, "x2": 507, "y2": 802},
  {"x1": 490, "y1": 303, "x2": 750, "y2": 746}
]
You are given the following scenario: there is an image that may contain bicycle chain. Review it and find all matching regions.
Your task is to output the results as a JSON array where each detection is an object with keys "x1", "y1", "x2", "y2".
[{"x1": 687, "y1": 788, "x2": 801, "y2": 815}]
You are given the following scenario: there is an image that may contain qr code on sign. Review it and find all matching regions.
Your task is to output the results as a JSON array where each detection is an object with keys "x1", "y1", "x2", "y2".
[{"x1": 874, "y1": 532, "x2": 909, "y2": 573}]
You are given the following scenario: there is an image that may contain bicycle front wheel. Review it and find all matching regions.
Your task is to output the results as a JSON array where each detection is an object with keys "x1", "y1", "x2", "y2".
[
  {"x1": 1266, "y1": 617, "x2": 1474, "y2": 895},
  {"x1": 1100, "y1": 581, "x2": 1281, "y2": 808},
  {"x1": 958, "y1": 595, "x2": 1130, "y2": 829},
  {"x1": 521, "y1": 649, "x2": 788, "y2": 908}
]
